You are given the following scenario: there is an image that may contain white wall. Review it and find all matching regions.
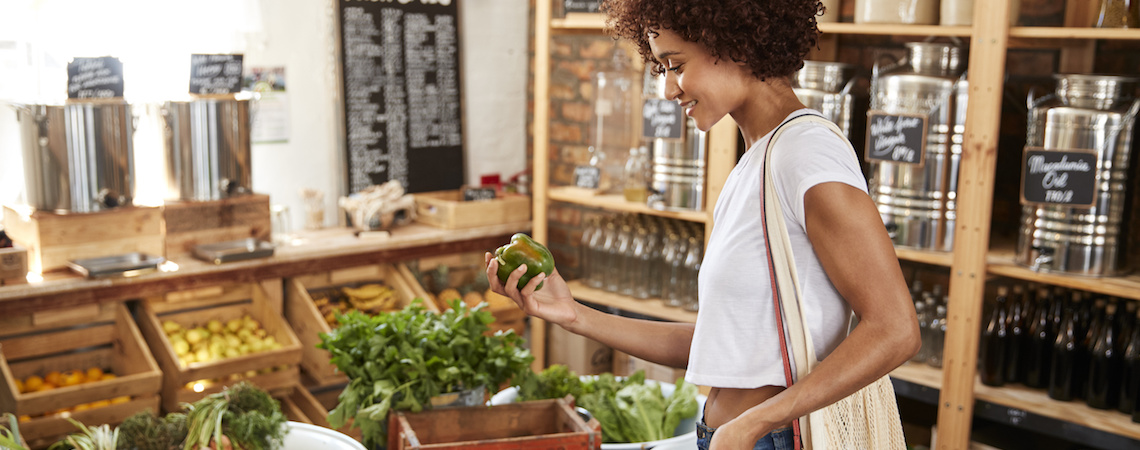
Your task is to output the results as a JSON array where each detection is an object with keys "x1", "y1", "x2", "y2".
[{"x1": 0, "y1": 0, "x2": 530, "y2": 232}]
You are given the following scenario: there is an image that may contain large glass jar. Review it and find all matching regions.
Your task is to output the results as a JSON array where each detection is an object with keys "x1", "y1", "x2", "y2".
[
  {"x1": 589, "y1": 48, "x2": 638, "y2": 194},
  {"x1": 630, "y1": 225, "x2": 651, "y2": 299},
  {"x1": 682, "y1": 236, "x2": 702, "y2": 312},
  {"x1": 598, "y1": 220, "x2": 619, "y2": 291},
  {"x1": 663, "y1": 231, "x2": 688, "y2": 307}
]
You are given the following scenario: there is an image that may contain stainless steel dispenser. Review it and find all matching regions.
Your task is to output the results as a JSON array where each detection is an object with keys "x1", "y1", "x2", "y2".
[
  {"x1": 868, "y1": 42, "x2": 967, "y2": 252},
  {"x1": 1017, "y1": 74, "x2": 1139, "y2": 276},
  {"x1": 14, "y1": 101, "x2": 135, "y2": 213},
  {"x1": 793, "y1": 61, "x2": 856, "y2": 138},
  {"x1": 161, "y1": 98, "x2": 252, "y2": 201}
]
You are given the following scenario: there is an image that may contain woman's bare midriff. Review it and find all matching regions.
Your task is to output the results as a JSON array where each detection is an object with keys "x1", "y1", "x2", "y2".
[{"x1": 703, "y1": 385, "x2": 792, "y2": 429}]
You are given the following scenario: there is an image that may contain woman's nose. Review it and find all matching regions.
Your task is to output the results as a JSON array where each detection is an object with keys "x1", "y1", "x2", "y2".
[{"x1": 664, "y1": 73, "x2": 682, "y2": 100}]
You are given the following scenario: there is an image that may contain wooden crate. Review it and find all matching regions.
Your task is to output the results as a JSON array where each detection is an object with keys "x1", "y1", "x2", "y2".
[
  {"x1": 413, "y1": 252, "x2": 527, "y2": 335},
  {"x1": 0, "y1": 302, "x2": 162, "y2": 446},
  {"x1": 135, "y1": 281, "x2": 302, "y2": 413},
  {"x1": 284, "y1": 263, "x2": 438, "y2": 387},
  {"x1": 2, "y1": 205, "x2": 164, "y2": 273},
  {"x1": 388, "y1": 396, "x2": 600, "y2": 450},
  {"x1": 413, "y1": 190, "x2": 530, "y2": 229},
  {"x1": 0, "y1": 245, "x2": 28, "y2": 285},
  {"x1": 162, "y1": 194, "x2": 271, "y2": 257},
  {"x1": 275, "y1": 382, "x2": 365, "y2": 442}
]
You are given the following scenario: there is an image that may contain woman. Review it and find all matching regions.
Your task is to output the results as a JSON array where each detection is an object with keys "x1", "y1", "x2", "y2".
[{"x1": 487, "y1": 1, "x2": 920, "y2": 449}]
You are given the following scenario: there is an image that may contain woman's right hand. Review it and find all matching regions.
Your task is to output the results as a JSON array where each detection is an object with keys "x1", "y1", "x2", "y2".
[{"x1": 485, "y1": 252, "x2": 578, "y2": 328}]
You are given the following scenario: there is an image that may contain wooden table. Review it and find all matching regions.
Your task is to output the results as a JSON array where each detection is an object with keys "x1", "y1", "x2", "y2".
[{"x1": 0, "y1": 222, "x2": 531, "y2": 316}]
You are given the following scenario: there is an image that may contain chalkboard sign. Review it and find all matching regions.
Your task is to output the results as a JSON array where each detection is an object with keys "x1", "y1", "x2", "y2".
[
  {"x1": 565, "y1": 0, "x2": 601, "y2": 13},
  {"x1": 573, "y1": 166, "x2": 601, "y2": 189},
  {"x1": 1020, "y1": 147, "x2": 1098, "y2": 207},
  {"x1": 67, "y1": 57, "x2": 124, "y2": 99},
  {"x1": 190, "y1": 54, "x2": 244, "y2": 94},
  {"x1": 462, "y1": 186, "x2": 497, "y2": 201},
  {"x1": 642, "y1": 98, "x2": 684, "y2": 140},
  {"x1": 338, "y1": 0, "x2": 464, "y2": 195},
  {"x1": 865, "y1": 111, "x2": 927, "y2": 165}
]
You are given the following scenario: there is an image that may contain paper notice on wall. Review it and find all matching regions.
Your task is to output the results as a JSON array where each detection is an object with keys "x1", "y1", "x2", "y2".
[{"x1": 244, "y1": 66, "x2": 290, "y2": 143}]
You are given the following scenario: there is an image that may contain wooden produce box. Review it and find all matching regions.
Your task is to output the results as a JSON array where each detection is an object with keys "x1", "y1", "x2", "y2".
[
  {"x1": 413, "y1": 190, "x2": 530, "y2": 229},
  {"x1": 162, "y1": 194, "x2": 271, "y2": 257},
  {"x1": 284, "y1": 263, "x2": 439, "y2": 387},
  {"x1": 2, "y1": 205, "x2": 164, "y2": 273},
  {"x1": 0, "y1": 302, "x2": 162, "y2": 447},
  {"x1": 136, "y1": 281, "x2": 302, "y2": 413},
  {"x1": 414, "y1": 252, "x2": 527, "y2": 335},
  {"x1": 388, "y1": 396, "x2": 600, "y2": 450},
  {"x1": 547, "y1": 324, "x2": 613, "y2": 376},
  {"x1": 0, "y1": 245, "x2": 28, "y2": 285}
]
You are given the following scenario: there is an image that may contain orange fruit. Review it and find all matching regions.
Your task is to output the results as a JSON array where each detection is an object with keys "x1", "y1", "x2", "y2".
[
  {"x1": 86, "y1": 367, "x2": 104, "y2": 381},
  {"x1": 44, "y1": 371, "x2": 62, "y2": 386},
  {"x1": 24, "y1": 375, "x2": 44, "y2": 392},
  {"x1": 14, "y1": 378, "x2": 26, "y2": 393},
  {"x1": 110, "y1": 396, "x2": 130, "y2": 404},
  {"x1": 88, "y1": 400, "x2": 110, "y2": 409},
  {"x1": 73, "y1": 403, "x2": 91, "y2": 412},
  {"x1": 17, "y1": 415, "x2": 30, "y2": 423},
  {"x1": 37, "y1": 382, "x2": 57, "y2": 392},
  {"x1": 101, "y1": 373, "x2": 117, "y2": 381},
  {"x1": 61, "y1": 370, "x2": 84, "y2": 387}
]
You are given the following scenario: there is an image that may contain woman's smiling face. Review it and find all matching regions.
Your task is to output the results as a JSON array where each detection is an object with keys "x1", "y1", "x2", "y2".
[{"x1": 647, "y1": 28, "x2": 751, "y2": 132}]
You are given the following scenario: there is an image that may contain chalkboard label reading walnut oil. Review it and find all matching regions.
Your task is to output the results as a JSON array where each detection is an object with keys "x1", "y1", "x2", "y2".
[
  {"x1": 573, "y1": 166, "x2": 601, "y2": 189},
  {"x1": 338, "y1": 0, "x2": 464, "y2": 195},
  {"x1": 189, "y1": 54, "x2": 244, "y2": 94},
  {"x1": 642, "y1": 98, "x2": 685, "y2": 140},
  {"x1": 1020, "y1": 148, "x2": 1098, "y2": 207},
  {"x1": 67, "y1": 57, "x2": 124, "y2": 99},
  {"x1": 865, "y1": 111, "x2": 927, "y2": 166}
]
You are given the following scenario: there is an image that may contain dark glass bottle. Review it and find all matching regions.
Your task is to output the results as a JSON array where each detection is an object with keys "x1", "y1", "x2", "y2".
[
  {"x1": 1006, "y1": 291, "x2": 1026, "y2": 383},
  {"x1": 1049, "y1": 307, "x2": 1080, "y2": 401},
  {"x1": 1076, "y1": 298, "x2": 1105, "y2": 400},
  {"x1": 1087, "y1": 303, "x2": 1121, "y2": 409},
  {"x1": 928, "y1": 304, "x2": 947, "y2": 368},
  {"x1": 1048, "y1": 288, "x2": 1065, "y2": 338},
  {"x1": 1024, "y1": 294, "x2": 1054, "y2": 388},
  {"x1": 1121, "y1": 309, "x2": 1140, "y2": 415},
  {"x1": 912, "y1": 300, "x2": 929, "y2": 363},
  {"x1": 979, "y1": 287, "x2": 1010, "y2": 387}
]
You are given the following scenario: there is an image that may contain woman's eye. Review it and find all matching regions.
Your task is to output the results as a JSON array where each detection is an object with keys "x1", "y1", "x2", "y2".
[{"x1": 666, "y1": 64, "x2": 682, "y2": 73}]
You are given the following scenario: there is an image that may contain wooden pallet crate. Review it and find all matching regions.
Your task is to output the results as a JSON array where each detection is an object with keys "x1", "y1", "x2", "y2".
[
  {"x1": 388, "y1": 396, "x2": 600, "y2": 450},
  {"x1": 0, "y1": 302, "x2": 162, "y2": 446},
  {"x1": 0, "y1": 245, "x2": 28, "y2": 286},
  {"x1": 284, "y1": 263, "x2": 438, "y2": 387},
  {"x1": 413, "y1": 190, "x2": 530, "y2": 229},
  {"x1": 135, "y1": 281, "x2": 302, "y2": 413},
  {"x1": 413, "y1": 252, "x2": 527, "y2": 335},
  {"x1": 161, "y1": 194, "x2": 271, "y2": 257},
  {"x1": 2, "y1": 205, "x2": 164, "y2": 273}
]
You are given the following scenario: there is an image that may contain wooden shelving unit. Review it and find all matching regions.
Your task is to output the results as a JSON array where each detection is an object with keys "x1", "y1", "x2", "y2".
[
  {"x1": 532, "y1": 4, "x2": 1140, "y2": 449},
  {"x1": 564, "y1": 280, "x2": 698, "y2": 323},
  {"x1": 548, "y1": 187, "x2": 709, "y2": 223}
]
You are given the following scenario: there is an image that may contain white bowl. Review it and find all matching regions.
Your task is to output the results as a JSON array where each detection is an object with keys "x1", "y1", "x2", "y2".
[
  {"x1": 282, "y1": 421, "x2": 365, "y2": 450},
  {"x1": 490, "y1": 378, "x2": 706, "y2": 450}
]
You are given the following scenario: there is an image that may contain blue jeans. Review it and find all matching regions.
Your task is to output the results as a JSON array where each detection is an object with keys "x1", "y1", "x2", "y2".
[{"x1": 695, "y1": 419, "x2": 795, "y2": 450}]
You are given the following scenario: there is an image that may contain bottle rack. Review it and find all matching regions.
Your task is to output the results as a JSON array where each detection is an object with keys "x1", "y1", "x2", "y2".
[{"x1": 531, "y1": 1, "x2": 1140, "y2": 448}]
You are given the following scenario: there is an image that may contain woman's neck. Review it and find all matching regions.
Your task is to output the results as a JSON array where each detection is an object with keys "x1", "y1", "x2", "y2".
[{"x1": 731, "y1": 77, "x2": 807, "y2": 149}]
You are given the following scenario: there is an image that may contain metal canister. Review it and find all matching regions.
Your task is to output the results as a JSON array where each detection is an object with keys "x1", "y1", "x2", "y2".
[
  {"x1": 1017, "y1": 74, "x2": 1139, "y2": 276},
  {"x1": 14, "y1": 101, "x2": 135, "y2": 213},
  {"x1": 161, "y1": 98, "x2": 253, "y2": 201},
  {"x1": 793, "y1": 61, "x2": 856, "y2": 138},
  {"x1": 868, "y1": 42, "x2": 967, "y2": 252},
  {"x1": 644, "y1": 72, "x2": 706, "y2": 212}
]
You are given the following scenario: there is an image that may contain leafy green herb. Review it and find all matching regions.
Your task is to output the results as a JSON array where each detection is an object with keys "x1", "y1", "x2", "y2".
[
  {"x1": 318, "y1": 299, "x2": 533, "y2": 449},
  {"x1": 517, "y1": 364, "x2": 583, "y2": 401},
  {"x1": 115, "y1": 411, "x2": 188, "y2": 450},
  {"x1": 574, "y1": 372, "x2": 697, "y2": 444},
  {"x1": 0, "y1": 413, "x2": 29, "y2": 450},
  {"x1": 182, "y1": 382, "x2": 286, "y2": 450},
  {"x1": 47, "y1": 419, "x2": 118, "y2": 450}
]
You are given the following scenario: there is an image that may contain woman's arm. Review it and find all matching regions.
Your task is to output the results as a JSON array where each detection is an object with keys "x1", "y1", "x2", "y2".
[
  {"x1": 712, "y1": 182, "x2": 920, "y2": 448},
  {"x1": 486, "y1": 254, "x2": 695, "y2": 369}
]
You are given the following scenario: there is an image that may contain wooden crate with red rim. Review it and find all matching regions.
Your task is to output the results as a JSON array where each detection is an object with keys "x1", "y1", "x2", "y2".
[
  {"x1": 412, "y1": 252, "x2": 527, "y2": 335},
  {"x1": 284, "y1": 263, "x2": 438, "y2": 387},
  {"x1": 0, "y1": 302, "x2": 161, "y2": 448},
  {"x1": 387, "y1": 396, "x2": 600, "y2": 450},
  {"x1": 136, "y1": 280, "x2": 302, "y2": 413}
]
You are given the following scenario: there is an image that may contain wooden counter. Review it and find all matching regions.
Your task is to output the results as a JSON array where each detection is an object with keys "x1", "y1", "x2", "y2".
[{"x1": 0, "y1": 222, "x2": 531, "y2": 316}]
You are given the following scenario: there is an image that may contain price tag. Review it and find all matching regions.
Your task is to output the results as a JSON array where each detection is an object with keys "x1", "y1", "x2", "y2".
[
  {"x1": 573, "y1": 166, "x2": 601, "y2": 189},
  {"x1": 865, "y1": 111, "x2": 927, "y2": 165},
  {"x1": 189, "y1": 54, "x2": 244, "y2": 95},
  {"x1": 461, "y1": 186, "x2": 497, "y2": 201},
  {"x1": 67, "y1": 57, "x2": 124, "y2": 99},
  {"x1": 1020, "y1": 147, "x2": 1098, "y2": 207},
  {"x1": 642, "y1": 98, "x2": 684, "y2": 140},
  {"x1": 564, "y1": 0, "x2": 601, "y2": 13}
]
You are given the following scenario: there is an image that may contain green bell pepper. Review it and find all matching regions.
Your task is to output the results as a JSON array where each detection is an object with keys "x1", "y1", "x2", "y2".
[{"x1": 495, "y1": 233, "x2": 555, "y2": 290}]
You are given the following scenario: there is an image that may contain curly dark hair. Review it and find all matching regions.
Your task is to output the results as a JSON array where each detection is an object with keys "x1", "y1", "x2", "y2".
[{"x1": 601, "y1": 0, "x2": 823, "y2": 80}]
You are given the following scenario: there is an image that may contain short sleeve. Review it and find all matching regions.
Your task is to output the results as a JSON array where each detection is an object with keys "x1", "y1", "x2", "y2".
[{"x1": 768, "y1": 122, "x2": 869, "y2": 229}]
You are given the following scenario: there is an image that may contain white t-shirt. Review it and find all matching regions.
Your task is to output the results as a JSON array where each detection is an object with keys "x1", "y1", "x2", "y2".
[{"x1": 685, "y1": 109, "x2": 867, "y2": 388}]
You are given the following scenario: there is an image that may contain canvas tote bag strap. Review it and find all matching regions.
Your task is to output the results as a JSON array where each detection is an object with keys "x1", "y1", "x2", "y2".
[{"x1": 759, "y1": 114, "x2": 850, "y2": 450}]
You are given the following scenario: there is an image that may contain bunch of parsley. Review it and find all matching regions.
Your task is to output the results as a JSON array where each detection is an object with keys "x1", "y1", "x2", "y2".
[{"x1": 319, "y1": 300, "x2": 533, "y2": 449}]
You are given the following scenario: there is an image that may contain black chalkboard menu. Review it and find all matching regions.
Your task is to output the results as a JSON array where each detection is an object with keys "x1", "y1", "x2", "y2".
[
  {"x1": 642, "y1": 98, "x2": 684, "y2": 140},
  {"x1": 564, "y1": 0, "x2": 601, "y2": 13},
  {"x1": 865, "y1": 111, "x2": 926, "y2": 165},
  {"x1": 1020, "y1": 147, "x2": 1099, "y2": 207},
  {"x1": 338, "y1": 0, "x2": 464, "y2": 195},
  {"x1": 190, "y1": 54, "x2": 244, "y2": 94},
  {"x1": 67, "y1": 57, "x2": 124, "y2": 99}
]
